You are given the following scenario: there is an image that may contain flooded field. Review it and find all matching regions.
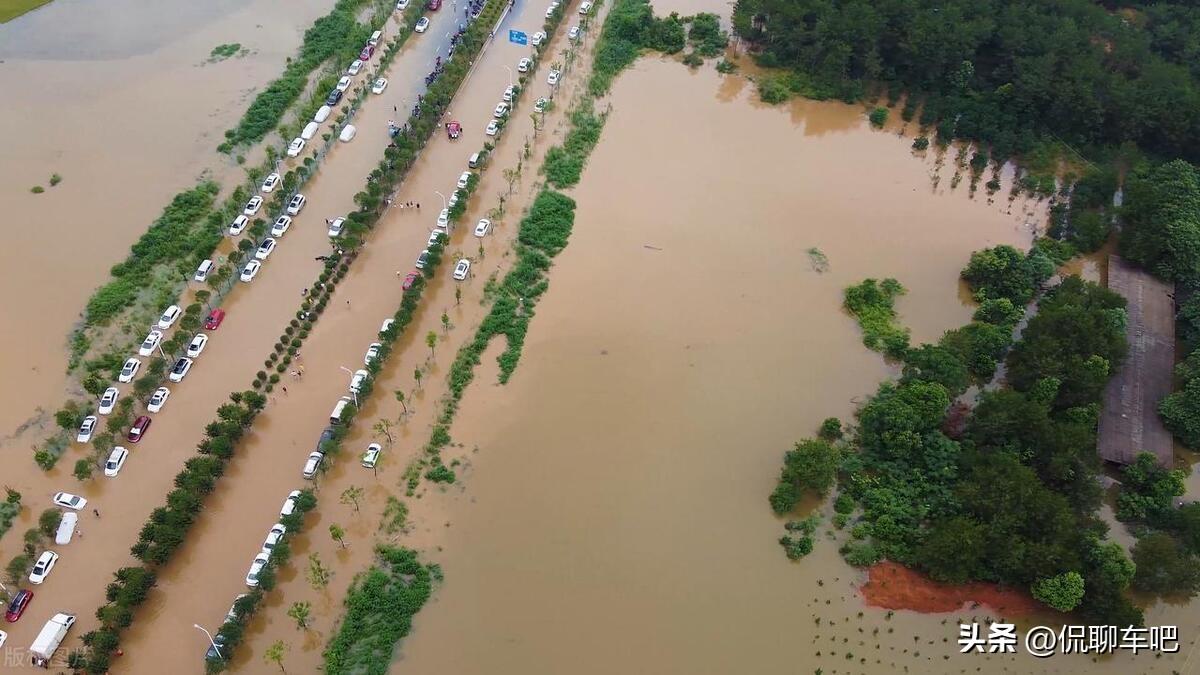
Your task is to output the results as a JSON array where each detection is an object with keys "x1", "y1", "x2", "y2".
[{"x1": 389, "y1": 54, "x2": 1197, "y2": 675}]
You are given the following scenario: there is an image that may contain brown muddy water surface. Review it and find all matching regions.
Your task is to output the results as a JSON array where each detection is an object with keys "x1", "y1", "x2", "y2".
[{"x1": 389, "y1": 57, "x2": 1197, "y2": 675}]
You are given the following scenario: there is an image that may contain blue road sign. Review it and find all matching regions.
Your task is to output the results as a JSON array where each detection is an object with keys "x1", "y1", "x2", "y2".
[{"x1": 508, "y1": 29, "x2": 527, "y2": 45}]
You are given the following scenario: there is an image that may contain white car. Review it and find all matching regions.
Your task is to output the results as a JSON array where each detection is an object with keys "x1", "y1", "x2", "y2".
[
  {"x1": 98, "y1": 387, "x2": 119, "y2": 415},
  {"x1": 118, "y1": 357, "x2": 141, "y2": 383},
  {"x1": 336, "y1": 75, "x2": 352, "y2": 92},
  {"x1": 147, "y1": 387, "x2": 171, "y2": 413},
  {"x1": 415, "y1": 16, "x2": 430, "y2": 32},
  {"x1": 568, "y1": 25, "x2": 580, "y2": 40},
  {"x1": 0, "y1": 630, "x2": 7, "y2": 649},
  {"x1": 415, "y1": 249, "x2": 430, "y2": 269},
  {"x1": 545, "y1": 2, "x2": 559, "y2": 18},
  {"x1": 104, "y1": 446, "x2": 129, "y2": 477},
  {"x1": 255, "y1": 238, "x2": 277, "y2": 260},
  {"x1": 287, "y1": 137, "x2": 306, "y2": 157},
  {"x1": 28, "y1": 551, "x2": 59, "y2": 585},
  {"x1": 262, "y1": 523, "x2": 287, "y2": 554},
  {"x1": 76, "y1": 416, "x2": 98, "y2": 443},
  {"x1": 474, "y1": 218, "x2": 491, "y2": 237},
  {"x1": 169, "y1": 357, "x2": 194, "y2": 382},
  {"x1": 240, "y1": 260, "x2": 262, "y2": 282},
  {"x1": 380, "y1": 318, "x2": 395, "y2": 333},
  {"x1": 243, "y1": 195, "x2": 263, "y2": 216},
  {"x1": 348, "y1": 60, "x2": 364, "y2": 76},
  {"x1": 229, "y1": 214, "x2": 249, "y2": 236},
  {"x1": 364, "y1": 342, "x2": 382, "y2": 366},
  {"x1": 448, "y1": 191, "x2": 460, "y2": 210},
  {"x1": 548, "y1": 69, "x2": 561, "y2": 86},
  {"x1": 579, "y1": 1, "x2": 592, "y2": 13},
  {"x1": 493, "y1": 102, "x2": 508, "y2": 118},
  {"x1": 271, "y1": 215, "x2": 292, "y2": 237},
  {"x1": 349, "y1": 369, "x2": 370, "y2": 394},
  {"x1": 158, "y1": 304, "x2": 182, "y2": 329},
  {"x1": 531, "y1": 30, "x2": 546, "y2": 46},
  {"x1": 280, "y1": 490, "x2": 302, "y2": 517},
  {"x1": 453, "y1": 258, "x2": 471, "y2": 280},
  {"x1": 361, "y1": 443, "x2": 381, "y2": 468},
  {"x1": 372, "y1": 78, "x2": 388, "y2": 94},
  {"x1": 328, "y1": 217, "x2": 346, "y2": 237},
  {"x1": 396, "y1": 0, "x2": 409, "y2": 8},
  {"x1": 245, "y1": 553, "x2": 270, "y2": 587},
  {"x1": 457, "y1": 171, "x2": 472, "y2": 189},
  {"x1": 502, "y1": 85, "x2": 515, "y2": 102},
  {"x1": 534, "y1": 97, "x2": 549, "y2": 112},
  {"x1": 138, "y1": 330, "x2": 163, "y2": 357},
  {"x1": 485, "y1": 120, "x2": 500, "y2": 136},
  {"x1": 186, "y1": 333, "x2": 209, "y2": 358},
  {"x1": 437, "y1": 209, "x2": 450, "y2": 230},
  {"x1": 286, "y1": 194, "x2": 306, "y2": 215},
  {"x1": 427, "y1": 230, "x2": 444, "y2": 247},
  {"x1": 302, "y1": 452, "x2": 324, "y2": 479},
  {"x1": 52, "y1": 492, "x2": 87, "y2": 510},
  {"x1": 517, "y1": 57, "x2": 532, "y2": 73},
  {"x1": 260, "y1": 172, "x2": 281, "y2": 192}
]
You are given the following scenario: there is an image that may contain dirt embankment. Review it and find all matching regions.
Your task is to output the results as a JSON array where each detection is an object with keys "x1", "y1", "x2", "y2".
[{"x1": 861, "y1": 561, "x2": 1044, "y2": 616}]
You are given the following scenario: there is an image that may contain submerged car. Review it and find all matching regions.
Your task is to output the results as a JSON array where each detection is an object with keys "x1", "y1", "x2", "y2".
[
  {"x1": 485, "y1": 120, "x2": 500, "y2": 136},
  {"x1": 118, "y1": 357, "x2": 140, "y2": 383},
  {"x1": 169, "y1": 357, "x2": 194, "y2": 382},
  {"x1": 271, "y1": 215, "x2": 292, "y2": 237},
  {"x1": 52, "y1": 492, "x2": 87, "y2": 510},
  {"x1": 158, "y1": 304, "x2": 182, "y2": 329},
  {"x1": 127, "y1": 415, "x2": 152, "y2": 443},
  {"x1": 255, "y1": 238, "x2": 277, "y2": 260},
  {"x1": 147, "y1": 387, "x2": 170, "y2": 413},
  {"x1": 76, "y1": 416, "x2": 97, "y2": 443},
  {"x1": 415, "y1": 16, "x2": 430, "y2": 32},
  {"x1": 372, "y1": 78, "x2": 388, "y2": 94},
  {"x1": 328, "y1": 217, "x2": 346, "y2": 237},
  {"x1": 204, "y1": 309, "x2": 226, "y2": 330},
  {"x1": 4, "y1": 589, "x2": 33, "y2": 622},
  {"x1": 402, "y1": 272, "x2": 420, "y2": 290},
  {"x1": 279, "y1": 490, "x2": 302, "y2": 517},
  {"x1": 98, "y1": 387, "x2": 119, "y2": 415},
  {"x1": 364, "y1": 343, "x2": 382, "y2": 366},
  {"x1": 138, "y1": 330, "x2": 163, "y2": 357},
  {"x1": 186, "y1": 333, "x2": 209, "y2": 358},
  {"x1": 287, "y1": 194, "x2": 306, "y2": 215},
  {"x1": 245, "y1": 553, "x2": 270, "y2": 587},
  {"x1": 260, "y1": 172, "x2": 281, "y2": 192},
  {"x1": 228, "y1": 214, "x2": 249, "y2": 236},
  {"x1": 243, "y1": 195, "x2": 263, "y2": 216},
  {"x1": 452, "y1": 258, "x2": 471, "y2": 280},
  {"x1": 28, "y1": 551, "x2": 58, "y2": 585},
  {"x1": 104, "y1": 446, "x2": 129, "y2": 477},
  {"x1": 240, "y1": 260, "x2": 262, "y2": 282},
  {"x1": 474, "y1": 219, "x2": 491, "y2": 237},
  {"x1": 361, "y1": 443, "x2": 382, "y2": 468}
]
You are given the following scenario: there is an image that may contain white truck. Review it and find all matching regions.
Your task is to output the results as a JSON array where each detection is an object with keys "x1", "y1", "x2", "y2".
[{"x1": 30, "y1": 613, "x2": 75, "y2": 667}]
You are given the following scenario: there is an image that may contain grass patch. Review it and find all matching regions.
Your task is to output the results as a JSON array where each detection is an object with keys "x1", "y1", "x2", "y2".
[{"x1": 0, "y1": 0, "x2": 53, "y2": 23}]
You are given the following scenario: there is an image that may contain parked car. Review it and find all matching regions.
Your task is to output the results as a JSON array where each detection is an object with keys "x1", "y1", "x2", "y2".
[
  {"x1": 328, "y1": 217, "x2": 346, "y2": 237},
  {"x1": 517, "y1": 57, "x2": 532, "y2": 73},
  {"x1": 436, "y1": 209, "x2": 450, "y2": 230},
  {"x1": 415, "y1": 16, "x2": 430, "y2": 32},
  {"x1": 186, "y1": 333, "x2": 209, "y2": 358},
  {"x1": 103, "y1": 446, "x2": 128, "y2": 477},
  {"x1": 52, "y1": 492, "x2": 87, "y2": 510},
  {"x1": 325, "y1": 89, "x2": 343, "y2": 106},
  {"x1": 468, "y1": 151, "x2": 482, "y2": 169},
  {"x1": 474, "y1": 218, "x2": 491, "y2": 237},
  {"x1": 548, "y1": 68, "x2": 561, "y2": 86},
  {"x1": 457, "y1": 171, "x2": 472, "y2": 189},
  {"x1": 579, "y1": 0, "x2": 592, "y2": 13},
  {"x1": 255, "y1": 238, "x2": 277, "y2": 260},
  {"x1": 349, "y1": 369, "x2": 369, "y2": 394},
  {"x1": 396, "y1": 0, "x2": 410, "y2": 8},
  {"x1": 302, "y1": 452, "x2": 324, "y2": 479},
  {"x1": 260, "y1": 172, "x2": 281, "y2": 192},
  {"x1": 98, "y1": 387, "x2": 119, "y2": 415},
  {"x1": 287, "y1": 194, "x2": 306, "y2": 215},
  {"x1": 127, "y1": 415, "x2": 152, "y2": 443},
  {"x1": 493, "y1": 102, "x2": 509, "y2": 118},
  {"x1": 261, "y1": 524, "x2": 287, "y2": 555},
  {"x1": 4, "y1": 589, "x2": 33, "y2": 622},
  {"x1": 28, "y1": 551, "x2": 58, "y2": 585},
  {"x1": 229, "y1": 214, "x2": 249, "y2": 236},
  {"x1": 402, "y1": 272, "x2": 420, "y2": 290},
  {"x1": 361, "y1": 443, "x2": 382, "y2": 468},
  {"x1": 364, "y1": 343, "x2": 382, "y2": 366},
  {"x1": 568, "y1": 25, "x2": 580, "y2": 40},
  {"x1": 372, "y1": 78, "x2": 388, "y2": 94},
  {"x1": 287, "y1": 137, "x2": 306, "y2": 157},
  {"x1": 535, "y1": 97, "x2": 549, "y2": 112},
  {"x1": 194, "y1": 259, "x2": 214, "y2": 282},
  {"x1": 545, "y1": 1, "x2": 559, "y2": 17},
  {"x1": 76, "y1": 416, "x2": 97, "y2": 443},
  {"x1": 138, "y1": 330, "x2": 163, "y2": 357},
  {"x1": 271, "y1": 215, "x2": 292, "y2": 237},
  {"x1": 204, "y1": 309, "x2": 226, "y2": 330},
  {"x1": 118, "y1": 357, "x2": 141, "y2": 383},
  {"x1": 348, "y1": 59, "x2": 364, "y2": 75},
  {"x1": 243, "y1": 195, "x2": 263, "y2": 216},
  {"x1": 427, "y1": 230, "x2": 444, "y2": 247},
  {"x1": 245, "y1": 553, "x2": 270, "y2": 587},
  {"x1": 359, "y1": 44, "x2": 375, "y2": 60},
  {"x1": 240, "y1": 260, "x2": 262, "y2": 282},
  {"x1": 502, "y1": 85, "x2": 515, "y2": 102},
  {"x1": 280, "y1": 490, "x2": 302, "y2": 517},
  {"x1": 204, "y1": 633, "x2": 228, "y2": 662},
  {"x1": 147, "y1": 387, "x2": 170, "y2": 413},
  {"x1": 485, "y1": 120, "x2": 500, "y2": 136},
  {"x1": 427, "y1": 0, "x2": 441, "y2": 9},
  {"x1": 415, "y1": 249, "x2": 430, "y2": 269},
  {"x1": 531, "y1": 30, "x2": 546, "y2": 46},
  {"x1": 453, "y1": 258, "x2": 471, "y2": 280},
  {"x1": 158, "y1": 305, "x2": 182, "y2": 329},
  {"x1": 169, "y1": 357, "x2": 194, "y2": 382},
  {"x1": 336, "y1": 75, "x2": 352, "y2": 92},
  {"x1": 380, "y1": 318, "x2": 395, "y2": 334}
]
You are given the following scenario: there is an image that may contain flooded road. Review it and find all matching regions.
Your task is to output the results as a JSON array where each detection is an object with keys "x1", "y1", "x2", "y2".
[{"x1": 0, "y1": 0, "x2": 335, "y2": 438}]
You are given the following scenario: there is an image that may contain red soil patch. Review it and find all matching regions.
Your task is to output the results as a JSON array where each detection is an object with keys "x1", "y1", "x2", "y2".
[{"x1": 861, "y1": 561, "x2": 1043, "y2": 617}]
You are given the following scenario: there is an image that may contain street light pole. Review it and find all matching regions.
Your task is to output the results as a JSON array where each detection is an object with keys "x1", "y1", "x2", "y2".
[
  {"x1": 434, "y1": 190, "x2": 448, "y2": 212},
  {"x1": 194, "y1": 624, "x2": 222, "y2": 660}
]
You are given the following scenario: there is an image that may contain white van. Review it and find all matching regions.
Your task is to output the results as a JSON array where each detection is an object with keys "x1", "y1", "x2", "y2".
[
  {"x1": 330, "y1": 396, "x2": 353, "y2": 424},
  {"x1": 194, "y1": 259, "x2": 214, "y2": 282},
  {"x1": 314, "y1": 105, "x2": 333, "y2": 124},
  {"x1": 301, "y1": 121, "x2": 321, "y2": 140},
  {"x1": 369, "y1": 30, "x2": 383, "y2": 46}
]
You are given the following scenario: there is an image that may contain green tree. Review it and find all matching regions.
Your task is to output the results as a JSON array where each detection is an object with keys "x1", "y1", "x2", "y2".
[
  {"x1": 961, "y1": 245, "x2": 1046, "y2": 305},
  {"x1": 1119, "y1": 160, "x2": 1200, "y2": 282},
  {"x1": 425, "y1": 331, "x2": 437, "y2": 358},
  {"x1": 902, "y1": 344, "x2": 970, "y2": 395},
  {"x1": 1131, "y1": 532, "x2": 1200, "y2": 596},
  {"x1": 340, "y1": 486, "x2": 363, "y2": 512},
  {"x1": 264, "y1": 639, "x2": 288, "y2": 673},
  {"x1": 1115, "y1": 452, "x2": 1186, "y2": 524},
  {"x1": 287, "y1": 601, "x2": 311, "y2": 629},
  {"x1": 769, "y1": 439, "x2": 840, "y2": 514},
  {"x1": 307, "y1": 553, "x2": 331, "y2": 589},
  {"x1": 330, "y1": 524, "x2": 346, "y2": 548},
  {"x1": 1031, "y1": 571, "x2": 1086, "y2": 611}
]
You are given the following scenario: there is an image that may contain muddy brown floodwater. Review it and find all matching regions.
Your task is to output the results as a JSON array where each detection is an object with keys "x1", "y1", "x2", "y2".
[{"x1": 388, "y1": 55, "x2": 1199, "y2": 675}]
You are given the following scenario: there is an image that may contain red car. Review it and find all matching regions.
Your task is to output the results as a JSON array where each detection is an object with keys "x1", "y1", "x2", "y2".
[
  {"x1": 402, "y1": 272, "x2": 420, "y2": 290},
  {"x1": 203, "y1": 308, "x2": 226, "y2": 330},
  {"x1": 128, "y1": 415, "x2": 152, "y2": 443},
  {"x1": 445, "y1": 121, "x2": 462, "y2": 139},
  {"x1": 5, "y1": 589, "x2": 33, "y2": 622},
  {"x1": 427, "y1": 0, "x2": 441, "y2": 9},
  {"x1": 359, "y1": 44, "x2": 375, "y2": 60}
]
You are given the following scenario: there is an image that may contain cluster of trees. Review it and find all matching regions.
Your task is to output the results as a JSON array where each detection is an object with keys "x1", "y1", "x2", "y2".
[
  {"x1": 322, "y1": 546, "x2": 436, "y2": 674},
  {"x1": 843, "y1": 278, "x2": 909, "y2": 359},
  {"x1": 543, "y1": 102, "x2": 606, "y2": 187},
  {"x1": 1048, "y1": 166, "x2": 1119, "y2": 254},
  {"x1": 961, "y1": 244, "x2": 1054, "y2": 306},
  {"x1": 1113, "y1": 453, "x2": 1200, "y2": 596},
  {"x1": 731, "y1": 0, "x2": 1200, "y2": 163},
  {"x1": 1119, "y1": 160, "x2": 1200, "y2": 283},
  {"x1": 590, "y1": 0, "x2": 686, "y2": 95}
]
